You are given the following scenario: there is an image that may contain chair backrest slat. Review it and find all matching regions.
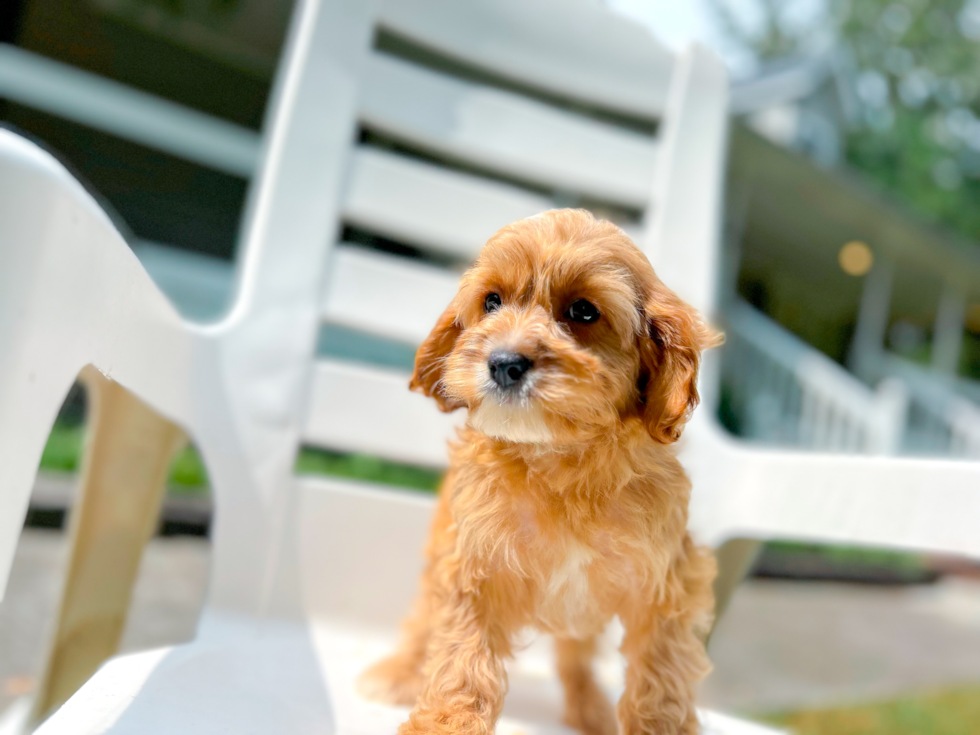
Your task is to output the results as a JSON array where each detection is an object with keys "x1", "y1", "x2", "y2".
[
  {"x1": 342, "y1": 147, "x2": 555, "y2": 260},
  {"x1": 322, "y1": 245, "x2": 460, "y2": 346},
  {"x1": 378, "y1": 0, "x2": 674, "y2": 119},
  {"x1": 304, "y1": 359, "x2": 461, "y2": 467},
  {"x1": 361, "y1": 53, "x2": 659, "y2": 208}
]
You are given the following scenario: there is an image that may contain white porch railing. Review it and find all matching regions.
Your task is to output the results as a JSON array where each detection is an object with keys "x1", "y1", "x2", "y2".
[
  {"x1": 870, "y1": 354, "x2": 980, "y2": 459},
  {"x1": 722, "y1": 300, "x2": 908, "y2": 454},
  {"x1": 950, "y1": 401, "x2": 980, "y2": 457}
]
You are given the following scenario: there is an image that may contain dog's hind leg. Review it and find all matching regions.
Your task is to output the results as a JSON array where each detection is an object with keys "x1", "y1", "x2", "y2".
[
  {"x1": 358, "y1": 485, "x2": 455, "y2": 705},
  {"x1": 556, "y1": 636, "x2": 617, "y2": 735},
  {"x1": 357, "y1": 595, "x2": 432, "y2": 705}
]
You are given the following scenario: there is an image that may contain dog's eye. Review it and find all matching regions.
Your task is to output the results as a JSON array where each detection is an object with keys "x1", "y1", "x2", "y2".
[
  {"x1": 566, "y1": 299, "x2": 600, "y2": 324},
  {"x1": 484, "y1": 292, "x2": 502, "y2": 313}
]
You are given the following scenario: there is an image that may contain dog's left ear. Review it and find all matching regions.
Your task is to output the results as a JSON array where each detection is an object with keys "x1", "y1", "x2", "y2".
[
  {"x1": 410, "y1": 302, "x2": 465, "y2": 412},
  {"x1": 638, "y1": 287, "x2": 723, "y2": 443}
]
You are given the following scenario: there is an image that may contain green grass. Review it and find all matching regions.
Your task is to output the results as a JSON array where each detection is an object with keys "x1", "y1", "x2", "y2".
[
  {"x1": 760, "y1": 686, "x2": 980, "y2": 735},
  {"x1": 39, "y1": 423, "x2": 86, "y2": 473},
  {"x1": 762, "y1": 540, "x2": 927, "y2": 576},
  {"x1": 167, "y1": 444, "x2": 212, "y2": 495},
  {"x1": 39, "y1": 420, "x2": 442, "y2": 495},
  {"x1": 296, "y1": 447, "x2": 441, "y2": 492}
]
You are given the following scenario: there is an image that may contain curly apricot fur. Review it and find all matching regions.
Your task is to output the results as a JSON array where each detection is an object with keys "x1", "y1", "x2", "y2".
[{"x1": 361, "y1": 210, "x2": 719, "y2": 735}]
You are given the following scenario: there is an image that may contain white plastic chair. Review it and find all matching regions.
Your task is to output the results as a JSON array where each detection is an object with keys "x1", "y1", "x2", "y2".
[{"x1": 1, "y1": 1, "x2": 976, "y2": 734}]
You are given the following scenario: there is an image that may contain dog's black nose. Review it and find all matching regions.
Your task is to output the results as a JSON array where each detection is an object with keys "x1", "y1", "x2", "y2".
[{"x1": 488, "y1": 351, "x2": 533, "y2": 389}]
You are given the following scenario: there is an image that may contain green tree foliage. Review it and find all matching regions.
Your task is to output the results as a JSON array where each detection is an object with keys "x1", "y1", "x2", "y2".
[
  {"x1": 842, "y1": 0, "x2": 980, "y2": 241},
  {"x1": 711, "y1": 0, "x2": 980, "y2": 244}
]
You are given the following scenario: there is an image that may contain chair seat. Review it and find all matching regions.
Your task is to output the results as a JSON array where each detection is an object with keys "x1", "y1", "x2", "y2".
[
  {"x1": 31, "y1": 479, "x2": 785, "y2": 735},
  {"x1": 33, "y1": 622, "x2": 334, "y2": 735},
  {"x1": 36, "y1": 618, "x2": 782, "y2": 735}
]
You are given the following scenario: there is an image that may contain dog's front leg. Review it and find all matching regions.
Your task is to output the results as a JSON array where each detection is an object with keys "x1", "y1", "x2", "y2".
[
  {"x1": 400, "y1": 562, "x2": 508, "y2": 735},
  {"x1": 617, "y1": 612, "x2": 708, "y2": 735},
  {"x1": 617, "y1": 547, "x2": 714, "y2": 735}
]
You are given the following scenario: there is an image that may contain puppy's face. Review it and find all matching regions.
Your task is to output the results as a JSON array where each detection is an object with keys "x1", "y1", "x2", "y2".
[{"x1": 411, "y1": 210, "x2": 719, "y2": 445}]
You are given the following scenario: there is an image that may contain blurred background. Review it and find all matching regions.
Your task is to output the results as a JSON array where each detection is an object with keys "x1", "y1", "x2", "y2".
[{"x1": 1, "y1": 1, "x2": 979, "y2": 733}]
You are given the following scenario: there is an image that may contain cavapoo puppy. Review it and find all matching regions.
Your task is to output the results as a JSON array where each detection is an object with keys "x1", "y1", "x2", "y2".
[{"x1": 360, "y1": 209, "x2": 720, "y2": 735}]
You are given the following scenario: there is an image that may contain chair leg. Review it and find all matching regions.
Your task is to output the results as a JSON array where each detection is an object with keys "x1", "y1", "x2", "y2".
[
  {"x1": 30, "y1": 367, "x2": 186, "y2": 723},
  {"x1": 708, "y1": 538, "x2": 763, "y2": 640}
]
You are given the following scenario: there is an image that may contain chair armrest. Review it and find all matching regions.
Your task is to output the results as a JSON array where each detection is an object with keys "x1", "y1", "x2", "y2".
[
  {"x1": 0, "y1": 129, "x2": 196, "y2": 599},
  {"x1": 687, "y1": 417, "x2": 980, "y2": 561}
]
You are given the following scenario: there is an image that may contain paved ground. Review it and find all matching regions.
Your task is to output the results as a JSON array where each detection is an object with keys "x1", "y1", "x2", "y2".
[
  {"x1": 2, "y1": 529, "x2": 980, "y2": 719},
  {"x1": 0, "y1": 529, "x2": 209, "y2": 714},
  {"x1": 703, "y1": 576, "x2": 980, "y2": 714}
]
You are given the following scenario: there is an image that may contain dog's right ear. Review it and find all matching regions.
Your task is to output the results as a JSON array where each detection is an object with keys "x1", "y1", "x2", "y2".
[{"x1": 410, "y1": 302, "x2": 465, "y2": 412}]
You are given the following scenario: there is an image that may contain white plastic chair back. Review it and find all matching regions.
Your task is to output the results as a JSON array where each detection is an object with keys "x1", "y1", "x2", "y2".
[
  {"x1": 287, "y1": 0, "x2": 728, "y2": 471},
  {"x1": 247, "y1": 0, "x2": 728, "y2": 639}
]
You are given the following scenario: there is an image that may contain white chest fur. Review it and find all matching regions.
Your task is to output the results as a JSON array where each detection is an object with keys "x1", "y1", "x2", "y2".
[{"x1": 538, "y1": 537, "x2": 602, "y2": 637}]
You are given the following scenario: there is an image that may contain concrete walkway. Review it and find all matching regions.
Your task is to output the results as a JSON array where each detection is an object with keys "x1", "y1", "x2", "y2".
[
  {"x1": 2, "y1": 529, "x2": 980, "y2": 718},
  {"x1": 703, "y1": 576, "x2": 980, "y2": 714}
]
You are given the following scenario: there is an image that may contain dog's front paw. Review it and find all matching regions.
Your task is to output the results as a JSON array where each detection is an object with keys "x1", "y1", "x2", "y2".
[
  {"x1": 357, "y1": 654, "x2": 424, "y2": 706},
  {"x1": 619, "y1": 711, "x2": 700, "y2": 735},
  {"x1": 398, "y1": 706, "x2": 492, "y2": 735}
]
